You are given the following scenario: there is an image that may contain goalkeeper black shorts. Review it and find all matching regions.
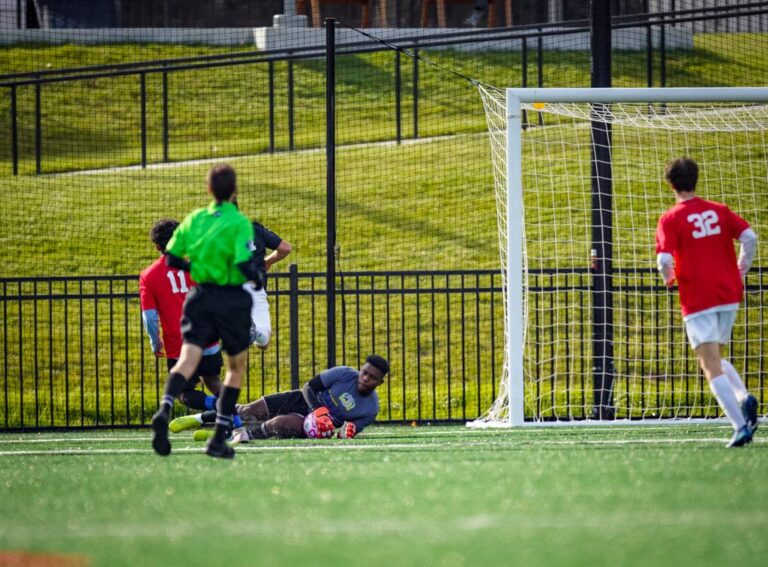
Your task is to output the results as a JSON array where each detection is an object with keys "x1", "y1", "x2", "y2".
[{"x1": 263, "y1": 390, "x2": 310, "y2": 418}]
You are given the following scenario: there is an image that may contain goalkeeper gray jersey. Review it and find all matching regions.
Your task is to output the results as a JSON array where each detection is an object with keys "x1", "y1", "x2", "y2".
[{"x1": 317, "y1": 366, "x2": 379, "y2": 432}]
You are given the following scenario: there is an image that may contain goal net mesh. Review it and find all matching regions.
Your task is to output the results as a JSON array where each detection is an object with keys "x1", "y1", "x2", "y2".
[{"x1": 474, "y1": 85, "x2": 768, "y2": 424}]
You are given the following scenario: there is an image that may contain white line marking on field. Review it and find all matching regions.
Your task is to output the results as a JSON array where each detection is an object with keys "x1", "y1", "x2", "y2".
[
  {"x1": 59, "y1": 132, "x2": 488, "y2": 177},
  {"x1": 0, "y1": 437, "x2": 762, "y2": 456},
  {"x1": 0, "y1": 436, "x2": 153, "y2": 444}
]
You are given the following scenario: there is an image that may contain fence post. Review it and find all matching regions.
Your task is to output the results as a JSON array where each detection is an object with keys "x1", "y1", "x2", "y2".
[
  {"x1": 590, "y1": 0, "x2": 615, "y2": 420},
  {"x1": 140, "y1": 72, "x2": 147, "y2": 168},
  {"x1": 325, "y1": 18, "x2": 337, "y2": 369},
  {"x1": 412, "y1": 44, "x2": 419, "y2": 139},
  {"x1": 162, "y1": 69, "x2": 169, "y2": 162},
  {"x1": 35, "y1": 78, "x2": 41, "y2": 175},
  {"x1": 660, "y1": 23, "x2": 667, "y2": 87},
  {"x1": 646, "y1": 22, "x2": 653, "y2": 87},
  {"x1": 268, "y1": 60, "x2": 275, "y2": 153},
  {"x1": 288, "y1": 57, "x2": 295, "y2": 151},
  {"x1": 289, "y1": 263, "x2": 300, "y2": 389},
  {"x1": 395, "y1": 49, "x2": 402, "y2": 144},
  {"x1": 10, "y1": 86, "x2": 18, "y2": 175}
]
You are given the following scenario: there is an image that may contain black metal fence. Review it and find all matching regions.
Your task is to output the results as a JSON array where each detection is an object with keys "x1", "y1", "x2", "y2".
[
  {"x1": 3, "y1": 267, "x2": 766, "y2": 430},
  {"x1": 0, "y1": 267, "x2": 507, "y2": 429}
]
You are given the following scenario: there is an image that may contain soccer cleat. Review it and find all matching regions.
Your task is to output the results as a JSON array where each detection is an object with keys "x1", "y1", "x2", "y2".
[
  {"x1": 151, "y1": 410, "x2": 171, "y2": 456},
  {"x1": 726, "y1": 425, "x2": 753, "y2": 448},
  {"x1": 193, "y1": 429, "x2": 213, "y2": 442},
  {"x1": 230, "y1": 426, "x2": 251, "y2": 444},
  {"x1": 169, "y1": 414, "x2": 203, "y2": 433},
  {"x1": 742, "y1": 394, "x2": 759, "y2": 433},
  {"x1": 205, "y1": 438, "x2": 235, "y2": 459}
]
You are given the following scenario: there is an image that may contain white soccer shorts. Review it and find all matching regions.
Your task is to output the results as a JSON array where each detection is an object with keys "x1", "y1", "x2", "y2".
[
  {"x1": 684, "y1": 309, "x2": 738, "y2": 350},
  {"x1": 243, "y1": 285, "x2": 271, "y2": 347}
]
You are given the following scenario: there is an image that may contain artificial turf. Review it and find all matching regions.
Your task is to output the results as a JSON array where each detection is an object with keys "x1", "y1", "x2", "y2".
[{"x1": 0, "y1": 424, "x2": 766, "y2": 566}]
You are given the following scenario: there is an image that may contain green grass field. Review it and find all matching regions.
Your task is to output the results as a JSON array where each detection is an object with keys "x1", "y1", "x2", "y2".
[{"x1": 1, "y1": 425, "x2": 767, "y2": 566}]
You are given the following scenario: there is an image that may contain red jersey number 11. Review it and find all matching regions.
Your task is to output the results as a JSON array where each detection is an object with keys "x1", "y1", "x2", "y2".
[{"x1": 166, "y1": 270, "x2": 189, "y2": 294}]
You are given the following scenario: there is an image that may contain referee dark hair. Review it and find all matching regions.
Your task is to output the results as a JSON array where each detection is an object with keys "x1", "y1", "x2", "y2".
[{"x1": 151, "y1": 164, "x2": 259, "y2": 459}]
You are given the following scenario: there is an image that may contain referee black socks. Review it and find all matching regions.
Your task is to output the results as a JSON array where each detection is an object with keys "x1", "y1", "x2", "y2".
[{"x1": 211, "y1": 386, "x2": 241, "y2": 443}]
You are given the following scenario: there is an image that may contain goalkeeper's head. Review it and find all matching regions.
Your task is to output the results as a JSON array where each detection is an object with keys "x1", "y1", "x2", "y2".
[
  {"x1": 150, "y1": 218, "x2": 180, "y2": 253},
  {"x1": 357, "y1": 354, "x2": 389, "y2": 395},
  {"x1": 665, "y1": 157, "x2": 698, "y2": 193}
]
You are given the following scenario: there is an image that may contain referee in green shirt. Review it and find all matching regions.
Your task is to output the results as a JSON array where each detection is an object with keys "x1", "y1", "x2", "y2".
[{"x1": 151, "y1": 164, "x2": 259, "y2": 459}]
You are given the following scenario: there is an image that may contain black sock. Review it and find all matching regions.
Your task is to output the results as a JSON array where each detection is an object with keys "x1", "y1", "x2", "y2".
[
  {"x1": 201, "y1": 410, "x2": 217, "y2": 424},
  {"x1": 179, "y1": 389, "x2": 208, "y2": 410},
  {"x1": 159, "y1": 372, "x2": 188, "y2": 415},
  {"x1": 212, "y1": 386, "x2": 241, "y2": 443}
]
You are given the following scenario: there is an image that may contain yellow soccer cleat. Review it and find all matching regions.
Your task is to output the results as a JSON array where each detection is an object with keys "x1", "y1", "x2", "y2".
[
  {"x1": 169, "y1": 414, "x2": 203, "y2": 433},
  {"x1": 192, "y1": 429, "x2": 213, "y2": 442}
]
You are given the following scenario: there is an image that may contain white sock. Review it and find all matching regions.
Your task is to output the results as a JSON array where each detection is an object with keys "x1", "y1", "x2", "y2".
[
  {"x1": 710, "y1": 375, "x2": 746, "y2": 431},
  {"x1": 193, "y1": 413, "x2": 204, "y2": 424},
  {"x1": 720, "y1": 359, "x2": 748, "y2": 403}
]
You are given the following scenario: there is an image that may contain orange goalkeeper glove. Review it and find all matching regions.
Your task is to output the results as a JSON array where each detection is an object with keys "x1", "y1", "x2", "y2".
[
  {"x1": 312, "y1": 406, "x2": 335, "y2": 436},
  {"x1": 337, "y1": 421, "x2": 357, "y2": 439}
]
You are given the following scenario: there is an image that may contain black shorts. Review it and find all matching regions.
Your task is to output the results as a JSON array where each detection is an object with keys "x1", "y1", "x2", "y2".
[
  {"x1": 263, "y1": 390, "x2": 310, "y2": 418},
  {"x1": 181, "y1": 284, "x2": 253, "y2": 356},
  {"x1": 167, "y1": 350, "x2": 223, "y2": 378}
]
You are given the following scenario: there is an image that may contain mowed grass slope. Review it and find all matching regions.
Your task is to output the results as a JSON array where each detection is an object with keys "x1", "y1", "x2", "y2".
[
  {"x1": 1, "y1": 33, "x2": 766, "y2": 175},
  {"x1": 0, "y1": 425, "x2": 767, "y2": 566},
  {"x1": 0, "y1": 133, "x2": 498, "y2": 276}
]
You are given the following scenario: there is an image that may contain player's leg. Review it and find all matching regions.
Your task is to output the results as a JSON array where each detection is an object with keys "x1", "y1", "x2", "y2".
[
  {"x1": 205, "y1": 348, "x2": 248, "y2": 459},
  {"x1": 697, "y1": 342, "x2": 750, "y2": 444},
  {"x1": 244, "y1": 286, "x2": 272, "y2": 350},
  {"x1": 204, "y1": 286, "x2": 253, "y2": 458},
  {"x1": 716, "y1": 310, "x2": 759, "y2": 433},
  {"x1": 152, "y1": 343, "x2": 203, "y2": 456},
  {"x1": 258, "y1": 414, "x2": 306, "y2": 439},
  {"x1": 687, "y1": 312, "x2": 750, "y2": 447},
  {"x1": 178, "y1": 378, "x2": 206, "y2": 410},
  {"x1": 235, "y1": 413, "x2": 305, "y2": 442},
  {"x1": 721, "y1": 359, "x2": 759, "y2": 433},
  {"x1": 152, "y1": 287, "x2": 216, "y2": 456},
  {"x1": 687, "y1": 312, "x2": 752, "y2": 447},
  {"x1": 246, "y1": 390, "x2": 307, "y2": 421},
  {"x1": 236, "y1": 397, "x2": 269, "y2": 422},
  {"x1": 179, "y1": 351, "x2": 223, "y2": 410},
  {"x1": 720, "y1": 359, "x2": 748, "y2": 403}
]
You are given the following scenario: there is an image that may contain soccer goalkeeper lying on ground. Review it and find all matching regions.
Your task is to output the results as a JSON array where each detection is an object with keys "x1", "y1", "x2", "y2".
[{"x1": 170, "y1": 354, "x2": 389, "y2": 441}]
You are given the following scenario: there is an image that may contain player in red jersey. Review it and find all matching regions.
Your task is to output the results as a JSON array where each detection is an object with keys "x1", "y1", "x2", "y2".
[
  {"x1": 655, "y1": 157, "x2": 759, "y2": 447},
  {"x1": 140, "y1": 219, "x2": 224, "y2": 411}
]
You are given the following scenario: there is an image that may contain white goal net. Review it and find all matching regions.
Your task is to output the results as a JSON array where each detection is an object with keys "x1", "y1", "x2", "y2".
[{"x1": 472, "y1": 87, "x2": 768, "y2": 426}]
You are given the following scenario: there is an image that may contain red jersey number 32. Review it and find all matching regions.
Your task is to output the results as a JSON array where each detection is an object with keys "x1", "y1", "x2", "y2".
[{"x1": 687, "y1": 210, "x2": 721, "y2": 239}]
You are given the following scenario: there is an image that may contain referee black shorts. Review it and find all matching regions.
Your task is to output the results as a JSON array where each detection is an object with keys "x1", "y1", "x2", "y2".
[
  {"x1": 181, "y1": 284, "x2": 253, "y2": 356},
  {"x1": 263, "y1": 390, "x2": 310, "y2": 418}
]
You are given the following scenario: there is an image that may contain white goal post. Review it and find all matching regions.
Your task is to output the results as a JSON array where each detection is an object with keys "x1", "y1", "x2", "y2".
[{"x1": 471, "y1": 87, "x2": 768, "y2": 427}]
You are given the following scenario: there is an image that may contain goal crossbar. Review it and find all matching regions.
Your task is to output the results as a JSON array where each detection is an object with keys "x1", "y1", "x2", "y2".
[{"x1": 506, "y1": 87, "x2": 768, "y2": 104}]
